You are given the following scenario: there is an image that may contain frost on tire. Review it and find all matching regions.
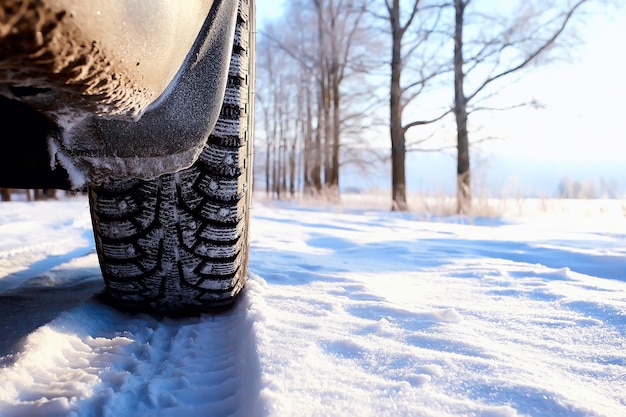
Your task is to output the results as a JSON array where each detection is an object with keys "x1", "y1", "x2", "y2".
[{"x1": 88, "y1": 0, "x2": 255, "y2": 314}]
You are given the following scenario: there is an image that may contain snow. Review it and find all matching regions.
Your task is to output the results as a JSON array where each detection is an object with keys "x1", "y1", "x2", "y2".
[{"x1": 0, "y1": 195, "x2": 625, "y2": 416}]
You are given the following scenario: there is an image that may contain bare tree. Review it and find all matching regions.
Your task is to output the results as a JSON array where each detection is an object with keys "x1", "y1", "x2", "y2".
[
  {"x1": 453, "y1": 0, "x2": 590, "y2": 214},
  {"x1": 257, "y1": 3, "x2": 322, "y2": 199},
  {"x1": 387, "y1": 0, "x2": 418, "y2": 211},
  {"x1": 385, "y1": 0, "x2": 445, "y2": 211},
  {"x1": 383, "y1": 0, "x2": 450, "y2": 211},
  {"x1": 257, "y1": 0, "x2": 377, "y2": 200},
  {"x1": 256, "y1": 24, "x2": 301, "y2": 200},
  {"x1": 313, "y1": 0, "x2": 368, "y2": 199}
]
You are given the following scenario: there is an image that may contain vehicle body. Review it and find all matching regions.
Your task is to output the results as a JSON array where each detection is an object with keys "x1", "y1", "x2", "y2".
[{"x1": 0, "y1": 0, "x2": 255, "y2": 313}]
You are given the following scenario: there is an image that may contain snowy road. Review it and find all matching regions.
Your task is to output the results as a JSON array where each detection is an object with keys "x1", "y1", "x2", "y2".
[{"x1": 0, "y1": 197, "x2": 625, "y2": 416}]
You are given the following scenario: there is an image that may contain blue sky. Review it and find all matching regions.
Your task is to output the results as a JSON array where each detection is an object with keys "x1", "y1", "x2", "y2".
[
  {"x1": 478, "y1": 5, "x2": 625, "y2": 162},
  {"x1": 255, "y1": 0, "x2": 624, "y2": 162},
  {"x1": 256, "y1": 0, "x2": 286, "y2": 27}
]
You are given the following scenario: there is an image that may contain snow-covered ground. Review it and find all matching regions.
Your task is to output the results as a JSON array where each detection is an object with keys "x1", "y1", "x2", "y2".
[{"x1": 0, "y1": 195, "x2": 624, "y2": 417}]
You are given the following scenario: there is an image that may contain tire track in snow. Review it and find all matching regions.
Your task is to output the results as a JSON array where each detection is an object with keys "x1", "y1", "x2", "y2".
[
  {"x1": 0, "y1": 230, "x2": 95, "y2": 292},
  {"x1": 0, "y1": 289, "x2": 263, "y2": 417},
  {"x1": 0, "y1": 249, "x2": 104, "y2": 366},
  {"x1": 0, "y1": 198, "x2": 265, "y2": 416},
  {"x1": 103, "y1": 298, "x2": 263, "y2": 417}
]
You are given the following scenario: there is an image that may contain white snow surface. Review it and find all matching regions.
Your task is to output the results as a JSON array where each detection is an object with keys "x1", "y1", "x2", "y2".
[{"x1": 0, "y1": 196, "x2": 625, "y2": 417}]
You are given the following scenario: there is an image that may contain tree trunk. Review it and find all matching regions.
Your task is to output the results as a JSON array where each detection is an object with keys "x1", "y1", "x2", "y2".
[
  {"x1": 0, "y1": 188, "x2": 11, "y2": 201},
  {"x1": 389, "y1": 0, "x2": 408, "y2": 211},
  {"x1": 391, "y1": 136, "x2": 407, "y2": 211},
  {"x1": 322, "y1": 76, "x2": 332, "y2": 190},
  {"x1": 329, "y1": 75, "x2": 340, "y2": 200},
  {"x1": 279, "y1": 109, "x2": 287, "y2": 197},
  {"x1": 303, "y1": 86, "x2": 313, "y2": 195},
  {"x1": 311, "y1": 128, "x2": 323, "y2": 194},
  {"x1": 311, "y1": 86, "x2": 323, "y2": 194},
  {"x1": 290, "y1": 141, "x2": 296, "y2": 197},
  {"x1": 454, "y1": 0, "x2": 471, "y2": 214},
  {"x1": 390, "y1": 81, "x2": 408, "y2": 211},
  {"x1": 265, "y1": 140, "x2": 271, "y2": 195}
]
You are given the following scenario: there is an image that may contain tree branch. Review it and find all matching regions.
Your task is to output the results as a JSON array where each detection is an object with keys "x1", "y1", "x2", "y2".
[
  {"x1": 466, "y1": 0, "x2": 588, "y2": 103},
  {"x1": 404, "y1": 108, "x2": 453, "y2": 132},
  {"x1": 468, "y1": 99, "x2": 543, "y2": 115}
]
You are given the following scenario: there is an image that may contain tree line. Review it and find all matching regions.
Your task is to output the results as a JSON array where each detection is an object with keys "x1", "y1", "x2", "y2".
[
  {"x1": 256, "y1": 0, "x2": 594, "y2": 213},
  {"x1": 0, "y1": 189, "x2": 57, "y2": 201}
]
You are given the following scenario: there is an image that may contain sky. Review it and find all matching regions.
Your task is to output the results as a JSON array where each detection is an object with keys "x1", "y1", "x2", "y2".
[
  {"x1": 254, "y1": 0, "x2": 626, "y2": 162},
  {"x1": 479, "y1": 6, "x2": 625, "y2": 162},
  {"x1": 0, "y1": 195, "x2": 625, "y2": 416}
]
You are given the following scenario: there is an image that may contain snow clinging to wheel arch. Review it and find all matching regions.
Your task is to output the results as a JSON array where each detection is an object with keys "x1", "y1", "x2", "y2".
[
  {"x1": 46, "y1": 0, "x2": 239, "y2": 189},
  {"x1": 1, "y1": 0, "x2": 228, "y2": 189}
]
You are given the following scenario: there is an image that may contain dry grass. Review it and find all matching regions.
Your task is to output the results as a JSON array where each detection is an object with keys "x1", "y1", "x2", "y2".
[{"x1": 253, "y1": 190, "x2": 626, "y2": 221}]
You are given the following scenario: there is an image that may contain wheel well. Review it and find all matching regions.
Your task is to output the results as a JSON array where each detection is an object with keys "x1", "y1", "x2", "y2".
[{"x1": 0, "y1": 95, "x2": 71, "y2": 189}]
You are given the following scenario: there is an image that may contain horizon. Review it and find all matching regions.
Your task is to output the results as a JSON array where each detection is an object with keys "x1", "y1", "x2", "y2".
[{"x1": 338, "y1": 151, "x2": 626, "y2": 198}]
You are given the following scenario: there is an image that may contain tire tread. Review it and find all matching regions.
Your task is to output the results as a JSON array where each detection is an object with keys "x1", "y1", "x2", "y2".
[{"x1": 89, "y1": 0, "x2": 253, "y2": 313}]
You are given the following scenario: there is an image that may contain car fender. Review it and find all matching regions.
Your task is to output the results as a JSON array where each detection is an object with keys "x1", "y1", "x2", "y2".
[{"x1": 0, "y1": 0, "x2": 239, "y2": 189}]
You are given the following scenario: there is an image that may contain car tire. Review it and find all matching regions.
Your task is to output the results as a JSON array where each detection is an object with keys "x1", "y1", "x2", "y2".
[{"x1": 88, "y1": 0, "x2": 255, "y2": 314}]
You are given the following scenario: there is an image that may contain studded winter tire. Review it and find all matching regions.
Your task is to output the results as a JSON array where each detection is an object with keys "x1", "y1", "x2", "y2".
[{"x1": 88, "y1": 0, "x2": 255, "y2": 314}]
